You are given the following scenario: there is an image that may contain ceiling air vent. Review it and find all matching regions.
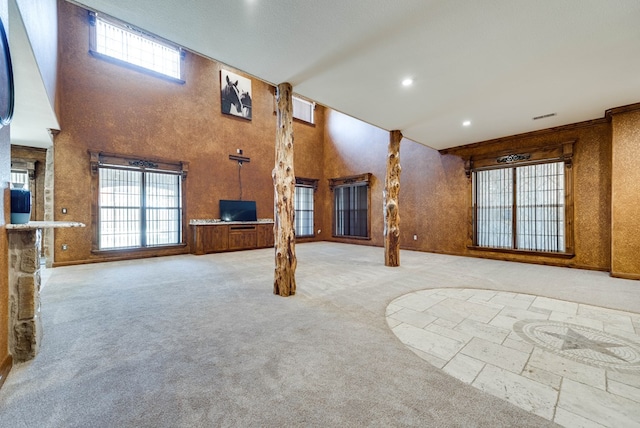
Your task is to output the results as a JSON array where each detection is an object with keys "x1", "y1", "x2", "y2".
[{"x1": 532, "y1": 112, "x2": 557, "y2": 120}]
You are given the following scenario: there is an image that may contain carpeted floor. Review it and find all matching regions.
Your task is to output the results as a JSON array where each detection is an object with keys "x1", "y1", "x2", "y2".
[{"x1": 1, "y1": 242, "x2": 639, "y2": 427}]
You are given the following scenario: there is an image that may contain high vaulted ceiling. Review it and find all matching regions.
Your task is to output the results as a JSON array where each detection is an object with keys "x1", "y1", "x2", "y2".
[{"x1": 24, "y1": 1, "x2": 640, "y2": 150}]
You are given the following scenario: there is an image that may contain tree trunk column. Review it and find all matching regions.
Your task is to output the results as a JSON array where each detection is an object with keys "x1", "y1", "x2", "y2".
[
  {"x1": 384, "y1": 130, "x2": 402, "y2": 267},
  {"x1": 273, "y1": 82, "x2": 297, "y2": 296}
]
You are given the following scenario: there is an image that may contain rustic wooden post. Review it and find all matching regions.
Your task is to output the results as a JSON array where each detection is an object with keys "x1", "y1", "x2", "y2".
[
  {"x1": 273, "y1": 82, "x2": 297, "y2": 296},
  {"x1": 384, "y1": 130, "x2": 402, "y2": 267}
]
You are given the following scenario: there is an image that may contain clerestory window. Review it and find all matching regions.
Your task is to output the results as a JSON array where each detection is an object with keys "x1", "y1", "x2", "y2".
[
  {"x1": 293, "y1": 96, "x2": 315, "y2": 124},
  {"x1": 89, "y1": 12, "x2": 184, "y2": 82}
]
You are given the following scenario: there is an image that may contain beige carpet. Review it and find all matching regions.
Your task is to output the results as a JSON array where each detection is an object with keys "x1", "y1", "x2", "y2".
[{"x1": 1, "y1": 242, "x2": 638, "y2": 427}]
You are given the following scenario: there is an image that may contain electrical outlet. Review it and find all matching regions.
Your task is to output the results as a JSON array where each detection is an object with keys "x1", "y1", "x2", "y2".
[
  {"x1": 61, "y1": 244, "x2": 68, "y2": 250},
  {"x1": 413, "y1": 235, "x2": 418, "y2": 240}
]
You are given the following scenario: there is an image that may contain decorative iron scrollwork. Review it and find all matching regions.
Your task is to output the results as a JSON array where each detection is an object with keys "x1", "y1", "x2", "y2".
[
  {"x1": 296, "y1": 177, "x2": 319, "y2": 192},
  {"x1": 329, "y1": 173, "x2": 372, "y2": 191},
  {"x1": 496, "y1": 153, "x2": 531, "y2": 164},
  {"x1": 464, "y1": 158, "x2": 473, "y2": 179},
  {"x1": 129, "y1": 160, "x2": 158, "y2": 169}
]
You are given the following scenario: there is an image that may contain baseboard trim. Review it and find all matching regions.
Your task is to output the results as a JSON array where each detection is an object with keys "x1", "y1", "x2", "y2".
[
  {"x1": 398, "y1": 246, "x2": 609, "y2": 272},
  {"x1": 53, "y1": 247, "x2": 190, "y2": 267},
  {"x1": 610, "y1": 271, "x2": 640, "y2": 281},
  {"x1": 0, "y1": 354, "x2": 13, "y2": 390}
]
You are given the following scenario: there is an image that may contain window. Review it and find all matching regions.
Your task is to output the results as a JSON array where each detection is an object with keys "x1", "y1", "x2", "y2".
[
  {"x1": 295, "y1": 178, "x2": 318, "y2": 238},
  {"x1": 10, "y1": 169, "x2": 29, "y2": 190},
  {"x1": 90, "y1": 152, "x2": 187, "y2": 251},
  {"x1": 293, "y1": 96, "x2": 315, "y2": 124},
  {"x1": 474, "y1": 162, "x2": 565, "y2": 251},
  {"x1": 89, "y1": 12, "x2": 183, "y2": 81},
  {"x1": 469, "y1": 143, "x2": 573, "y2": 254},
  {"x1": 330, "y1": 174, "x2": 372, "y2": 239}
]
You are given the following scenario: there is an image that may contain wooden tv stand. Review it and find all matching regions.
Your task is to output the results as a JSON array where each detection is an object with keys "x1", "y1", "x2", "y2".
[{"x1": 190, "y1": 219, "x2": 274, "y2": 255}]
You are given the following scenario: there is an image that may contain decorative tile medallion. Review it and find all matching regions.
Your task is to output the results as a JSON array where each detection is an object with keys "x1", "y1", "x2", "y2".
[
  {"x1": 514, "y1": 320, "x2": 640, "y2": 371},
  {"x1": 388, "y1": 288, "x2": 640, "y2": 427}
]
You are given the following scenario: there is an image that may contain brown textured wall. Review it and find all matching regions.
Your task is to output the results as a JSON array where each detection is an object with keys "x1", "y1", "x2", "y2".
[
  {"x1": 450, "y1": 122, "x2": 612, "y2": 270},
  {"x1": 611, "y1": 109, "x2": 640, "y2": 278},
  {"x1": 293, "y1": 108, "x2": 326, "y2": 241},
  {"x1": 53, "y1": 2, "x2": 324, "y2": 263},
  {"x1": 323, "y1": 109, "x2": 389, "y2": 247},
  {"x1": 324, "y1": 107, "x2": 612, "y2": 271},
  {"x1": 399, "y1": 143, "x2": 469, "y2": 254},
  {"x1": 53, "y1": 2, "x2": 616, "y2": 273},
  {"x1": 322, "y1": 110, "x2": 471, "y2": 254}
]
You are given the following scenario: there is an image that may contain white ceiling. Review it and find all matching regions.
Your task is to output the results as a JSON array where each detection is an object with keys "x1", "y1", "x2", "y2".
[
  {"x1": 9, "y1": 0, "x2": 59, "y2": 148},
  {"x1": 17, "y1": 0, "x2": 640, "y2": 150}
]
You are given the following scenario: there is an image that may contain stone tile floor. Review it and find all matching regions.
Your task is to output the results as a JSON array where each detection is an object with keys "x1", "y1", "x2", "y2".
[{"x1": 387, "y1": 288, "x2": 640, "y2": 428}]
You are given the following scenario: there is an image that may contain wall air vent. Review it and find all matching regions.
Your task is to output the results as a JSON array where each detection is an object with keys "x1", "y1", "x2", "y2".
[{"x1": 532, "y1": 112, "x2": 557, "y2": 120}]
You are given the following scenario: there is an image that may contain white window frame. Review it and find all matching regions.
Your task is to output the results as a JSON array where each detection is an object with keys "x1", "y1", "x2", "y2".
[
  {"x1": 90, "y1": 152, "x2": 188, "y2": 252},
  {"x1": 89, "y1": 11, "x2": 184, "y2": 82},
  {"x1": 10, "y1": 169, "x2": 29, "y2": 190},
  {"x1": 473, "y1": 161, "x2": 565, "y2": 252},
  {"x1": 292, "y1": 96, "x2": 315, "y2": 124},
  {"x1": 294, "y1": 178, "x2": 318, "y2": 238},
  {"x1": 329, "y1": 173, "x2": 372, "y2": 240},
  {"x1": 467, "y1": 142, "x2": 574, "y2": 257}
]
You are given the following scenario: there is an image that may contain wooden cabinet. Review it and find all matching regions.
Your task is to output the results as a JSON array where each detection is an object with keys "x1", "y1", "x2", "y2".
[
  {"x1": 202, "y1": 224, "x2": 229, "y2": 253},
  {"x1": 228, "y1": 225, "x2": 257, "y2": 250},
  {"x1": 192, "y1": 224, "x2": 228, "y2": 255},
  {"x1": 191, "y1": 222, "x2": 273, "y2": 255},
  {"x1": 257, "y1": 224, "x2": 274, "y2": 248}
]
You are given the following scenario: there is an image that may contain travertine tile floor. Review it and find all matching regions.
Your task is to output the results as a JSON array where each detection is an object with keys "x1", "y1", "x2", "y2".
[{"x1": 387, "y1": 288, "x2": 640, "y2": 427}]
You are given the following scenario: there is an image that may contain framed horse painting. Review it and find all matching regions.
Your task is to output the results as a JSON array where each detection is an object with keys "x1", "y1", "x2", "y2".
[{"x1": 220, "y1": 69, "x2": 252, "y2": 120}]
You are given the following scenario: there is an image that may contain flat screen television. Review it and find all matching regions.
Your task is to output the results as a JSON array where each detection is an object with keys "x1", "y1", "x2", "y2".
[{"x1": 220, "y1": 200, "x2": 257, "y2": 222}]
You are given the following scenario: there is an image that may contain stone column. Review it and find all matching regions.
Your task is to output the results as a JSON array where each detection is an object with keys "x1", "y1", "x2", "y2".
[
  {"x1": 8, "y1": 229, "x2": 42, "y2": 362},
  {"x1": 43, "y1": 144, "x2": 54, "y2": 268}
]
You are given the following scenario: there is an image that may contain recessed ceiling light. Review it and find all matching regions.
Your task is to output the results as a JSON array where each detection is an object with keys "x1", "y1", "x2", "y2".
[
  {"x1": 462, "y1": 120, "x2": 471, "y2": 127},
  {"x1": 401, "y1": 78, "x2": 413, "y2": 87}
]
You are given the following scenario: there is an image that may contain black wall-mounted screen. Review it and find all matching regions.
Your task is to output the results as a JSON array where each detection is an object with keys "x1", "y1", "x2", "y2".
[{"x1": 220, "y1": 200, "x2": 257, "y2": 222}]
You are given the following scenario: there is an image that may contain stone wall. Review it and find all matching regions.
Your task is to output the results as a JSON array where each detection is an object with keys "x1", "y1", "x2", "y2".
[{"x1": 8, "y1": 229, "x2": 42, "y2": 362}]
